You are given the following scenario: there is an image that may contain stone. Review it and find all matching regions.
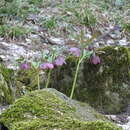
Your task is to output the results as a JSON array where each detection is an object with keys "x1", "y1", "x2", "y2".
[
  {"x1": 118, "y1": 38, "x2": 128, "y2": 46},
  {"x1": 50, "y1": 46, "x2": 130, "y2": 114},
  {"x1": 0, "y1": 88, "x2": 121, "y2": 130}
]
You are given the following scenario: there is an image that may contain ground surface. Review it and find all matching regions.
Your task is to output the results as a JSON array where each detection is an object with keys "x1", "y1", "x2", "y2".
[{"x1": 0, "y1": 0, "x2": 130, "y2": 68}]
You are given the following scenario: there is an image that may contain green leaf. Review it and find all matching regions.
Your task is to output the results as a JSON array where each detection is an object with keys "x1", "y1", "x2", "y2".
[
  {"x1": 31, "y1": 61, "x2": 40, "y2": 68},
  {"x1": 83, "y1": 50, "x2": 93, "y2": 59}
]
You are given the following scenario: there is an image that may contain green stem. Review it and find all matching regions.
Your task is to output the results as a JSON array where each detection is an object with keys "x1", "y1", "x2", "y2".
[
  {"x1": 37, "y1": 72, "x2": 40, "y2": 90},
  {"x1": 70, "y1": 58, "x2": 83, "y2": 99},
  {"x1": 45, "y1": 69, "x2": 52, "y2": 88}
]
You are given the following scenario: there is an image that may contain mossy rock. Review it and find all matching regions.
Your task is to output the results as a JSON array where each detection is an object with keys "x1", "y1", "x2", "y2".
[
  {"x1": 0, "y1": 88, "x2": 121, "y2": 130},
  {"x1": 50, "y1": 46, "x2": 130, "y2": 114}
]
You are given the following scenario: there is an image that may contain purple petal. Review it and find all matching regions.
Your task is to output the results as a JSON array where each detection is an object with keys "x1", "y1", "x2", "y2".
[
  {"x1": 69, "y1": 47, "x2": 81, "y2": 57},
  {"x1": 40, "y1": 63, "x2": 54, "y2": 70},
  {"x1": 20, "y1": 63, "x2": 30, "y2": 70},
  {"x1": 90, "y1": 55, "x2": 101, "y2": 65},
  {"x1": 40, "y1": 63, "x2": 48, "y2": 69},
  {"x1": 54, "y1": 57, "x2": 66, "y2": 66},
  {"x1": 47, "y1": 63, "x2": 54, "y2": 69}
]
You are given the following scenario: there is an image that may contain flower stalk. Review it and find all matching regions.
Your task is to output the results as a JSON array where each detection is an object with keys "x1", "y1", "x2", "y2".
[
  {"x1": 45, "y1": 69, "x2": 52, "y2": 88},
  {"x1": 70, "y1": 56, "x2": 83, "y2": 99},
  {"x1": 37, "y1": 72, "x2": 40, "y2": 90}
]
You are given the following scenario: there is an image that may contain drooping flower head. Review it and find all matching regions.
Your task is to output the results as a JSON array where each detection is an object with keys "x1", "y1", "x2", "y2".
[
  {"x1": 40, "y1": 63, "x2": 54, "y2": 70},
  {"x1": 20, "y1": 63, "x2": 30, "y2": 70},
  {"x1": 90, "y1": 55, "x2": 101, "y2": 65},
  {"x1": 54, "y1": 56, "x2": 66, "y2": 66},
  {"x1": 69, "y1": 47, "x2": 81, "y2": 57}
]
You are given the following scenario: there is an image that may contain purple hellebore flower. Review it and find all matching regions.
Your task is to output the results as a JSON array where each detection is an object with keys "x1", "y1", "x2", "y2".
[
  {"x1": 90, "y1": 55, "x2": 101, "y2": 65},
  {"x1": 20, "y1": 63, "x2": 30, "y2": 70},
  {"x1": 40, "y1": 63, "x2": 54, "y2": 70},
  {"x1": 69, "y1": 47, "x2": 81, "y2": 57},
  {"x1": 54, "y1": 57, "x2": 66, "y2": 66}
]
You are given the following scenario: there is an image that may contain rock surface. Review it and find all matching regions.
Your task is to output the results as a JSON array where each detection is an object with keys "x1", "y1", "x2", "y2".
[
  {"x1": 118, "y1": 116, "x2": 130, "y2": 130},
  {"x1": 50, "y1": 46, "x2": 130, "y2": 114},
  {"x1": 0, "y1": 88, "x2": 121, "y2": 130}
]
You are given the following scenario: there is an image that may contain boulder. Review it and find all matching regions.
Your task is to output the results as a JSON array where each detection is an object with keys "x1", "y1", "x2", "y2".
[
  {"x1": 50, "y1": 46, "x2": 130, "y2": 114},
  {"x1": 0, "y1": 88, "x2": 121, "y2": 130}
]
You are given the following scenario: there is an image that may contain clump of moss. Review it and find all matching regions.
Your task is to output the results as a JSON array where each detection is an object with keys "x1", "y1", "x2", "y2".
[
  {"x1": 11, "y1": 120, "x2": 121, "y2": 130},
  {"x1": 0, "y1": 88, "x2": 121, "y2": 130}
]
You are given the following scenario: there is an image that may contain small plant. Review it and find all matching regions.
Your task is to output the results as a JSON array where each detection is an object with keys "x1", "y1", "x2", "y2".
[
  {"x1": 18, "y1": 49, "x2": 66, "y2": 90},
  {"x1": 60, "y1": 0, "x2": 96, "y2": 27},
  {"x1": 20, "y1": 61, "x2": 41, "y2": 90},
  {"x1": 123, "y1": 22, "x2": 130, "y2": 32},
  {"x1": 40, "y1": 62, "x2": 54, "y2": 88},
  {"x1": 0, "y1": 63, "x2": 15, "y2": 104},
  {"x1": 40, "y1": 50, "x2": 66, "y2": 88},
  {"x1": 42, "y1": 17, "x2": 57, "y2": 30},
  {"x1": 0, "y1": 25, "x2": 31, "y2": 40},
  {"x1": 69, "y1": 30, "x2": 101, "y2": 99},
  {"x1": 0, "y1": 0, "x2": 40, "y2": 19},
  {"x1": 69, "y1": 47, "x2": 93, "y2": 99},
  {"x1": 74, "y1": 8, "x2": 96, "y2": 26},
  {"x1": 0, "y1": 0, "x2": 23, "y2": 17}
]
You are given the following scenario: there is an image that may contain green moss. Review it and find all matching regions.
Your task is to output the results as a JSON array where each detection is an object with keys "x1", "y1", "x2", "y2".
[
  {"x1": 0, "y1": 89, "x2": 121, "y2": 130},
  {"x1": 11, "y1": 120, "x2": 121, "y2": 130}
]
